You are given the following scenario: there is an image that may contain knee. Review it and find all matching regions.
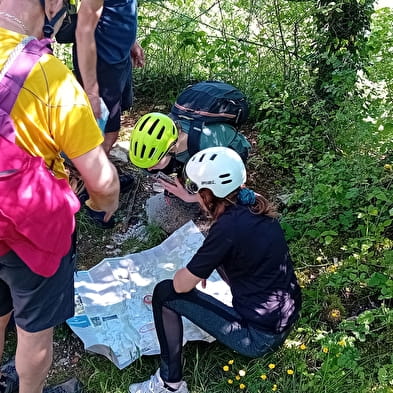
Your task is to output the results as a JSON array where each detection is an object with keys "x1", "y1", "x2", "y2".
[
  {"x1": 16, "y1": 345, "x2": 52, "y2": 382},
  {"x1": 152, "y1": 279, "x2": 175, "y2": 304}
]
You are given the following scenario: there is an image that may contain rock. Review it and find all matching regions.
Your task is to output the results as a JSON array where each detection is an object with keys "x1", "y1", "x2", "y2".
[
  {"x1": 145, "y1": 193, "x2": 201, "y2": 234},
  {"x1": 110, "y1": 142, "x2": 130, "y2": 163}
]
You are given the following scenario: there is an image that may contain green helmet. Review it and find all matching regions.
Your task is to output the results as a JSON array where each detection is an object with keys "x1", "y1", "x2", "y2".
[{"x1": 129, "y1": 113, "x2": 178, "y2": 169}]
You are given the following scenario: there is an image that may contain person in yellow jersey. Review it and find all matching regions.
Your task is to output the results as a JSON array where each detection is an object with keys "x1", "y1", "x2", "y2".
[{"x1": 0, "y1": 1, "x2": 119, "y2": 392}]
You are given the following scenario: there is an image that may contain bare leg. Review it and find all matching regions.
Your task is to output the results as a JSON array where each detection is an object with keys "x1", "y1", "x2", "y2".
[
  {"x1": 102, "y1": 131, "x2": 119, "y2": 155},
  {"x1": 0, "y1": 312, "x2": 12, "y2": 367},
  {"x1": 16, "y1": 326, "x2": 53, "y2": 393}
]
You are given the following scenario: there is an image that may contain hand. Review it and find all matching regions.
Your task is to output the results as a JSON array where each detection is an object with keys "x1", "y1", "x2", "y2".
[
  {"x1": 158, "y1": 177, "x2": 198, "y2": 203},
  {"x1": 131, "y1": 41, "x2": 145, "y2": 68},
  {"x1": 87, "y1": 93, "x2": 101, "y2": 119},
  {"x1": 85, "y1": 199, "x2": 116, "y2": 229}
]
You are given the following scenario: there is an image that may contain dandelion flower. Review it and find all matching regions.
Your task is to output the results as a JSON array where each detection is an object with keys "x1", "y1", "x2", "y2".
[
  {"x1": 228, "y1": 359, "x2": 234, "y2": 365},
  {"x1": 235, "y1": 375, "x2": 241, "y2": 380},
  {"x1": 223, "y1": 365, "x2": 229, "y2": 372},
  {"x1": 272, "y1": 384, "x2": 278, "y2": 391},
  {"x1": 227, "y1": 379, "x2": 233, "y2": 384},
  {"x1": 287, "y1": 369, "x2": 294, "y2": 375},
  {"x1": 239, "y1": 383, "x2": 246, "y2": 390},
  {"x1": 338, "y1": 340, "x2": 345, "y2": 347},
  {"x1": 299, "y1": 344, "x2": 307, "y2": 350},
  {"x1": 239, "y1": 369, "x2": 246, "y2": 377},
  {"x1": 268, "y1": 363, "x2": 276, "y2": 369},
  {"x1": 322, "y1": 347, "x2": 329, "y2": 353},
  {"x1": 260, "y1": 374, "x2": 267, "y2": 380}
]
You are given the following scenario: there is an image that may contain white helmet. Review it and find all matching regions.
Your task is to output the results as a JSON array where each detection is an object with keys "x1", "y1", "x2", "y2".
[{"x1": 185, "y1": 147, "x2": 246, "y2": 198}]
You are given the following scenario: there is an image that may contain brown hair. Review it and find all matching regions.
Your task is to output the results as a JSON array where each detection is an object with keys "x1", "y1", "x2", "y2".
[{"x1": 199, "y1": 188, "x2": 278, "y2": 221}]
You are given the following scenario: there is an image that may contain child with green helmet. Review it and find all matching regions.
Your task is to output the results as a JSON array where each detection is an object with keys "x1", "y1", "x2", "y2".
[{"x1": 129, "y1": 112, "x2": 251, "y2": 232}]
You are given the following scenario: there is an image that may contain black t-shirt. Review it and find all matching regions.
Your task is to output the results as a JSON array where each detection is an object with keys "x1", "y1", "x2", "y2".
[{"x1": 187, "y1": 205, "x2": 301, "y2": 334}]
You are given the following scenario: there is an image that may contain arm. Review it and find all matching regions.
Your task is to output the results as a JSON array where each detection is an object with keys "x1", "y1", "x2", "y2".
[
  {"x1": 71, "y1": 145, "x2": 120, "y2": 221},
  {"x1": 75, "y1": 0, "x2": 104, "y2": 118},
  {"x1": 159, "y1": 177, "x2": 199, "y2": 203},
  {"x1": 173, "y1": 267, "x2": 203, "y2": 293}
]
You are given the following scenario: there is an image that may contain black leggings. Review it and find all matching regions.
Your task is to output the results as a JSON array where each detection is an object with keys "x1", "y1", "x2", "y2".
[{"x1": 152, "y1": 279, "x2": 289, "y2": 383}]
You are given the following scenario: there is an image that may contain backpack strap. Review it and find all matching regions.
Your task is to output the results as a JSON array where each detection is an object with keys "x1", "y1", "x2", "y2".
[
  {"x1": 0, "y1": 37, "x2": 52, "y2": 114},
  {"x1": 0, "y1": 37, "x2": 52, "y2": 141},
  {"x1": 186, "y1": 120, "x2": 204, "y2": 157}
]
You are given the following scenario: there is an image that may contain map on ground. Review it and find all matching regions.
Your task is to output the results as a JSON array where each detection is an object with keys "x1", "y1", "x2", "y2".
[{"x1": 67, "y1": 221, "x2": 232, "y2": 369}]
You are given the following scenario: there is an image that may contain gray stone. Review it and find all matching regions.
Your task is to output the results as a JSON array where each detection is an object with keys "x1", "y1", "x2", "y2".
[
  {"x1": 145, "y1": 193, "x2": 201, "y2": 234},
  {"x1": 110, "y1": 142, "x2": 129, "y2": 163}
]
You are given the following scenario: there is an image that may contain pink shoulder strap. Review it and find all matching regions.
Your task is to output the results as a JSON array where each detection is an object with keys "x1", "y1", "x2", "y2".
[{"x1": 0, "y1": 37, "x2": 52, "y2": 141}]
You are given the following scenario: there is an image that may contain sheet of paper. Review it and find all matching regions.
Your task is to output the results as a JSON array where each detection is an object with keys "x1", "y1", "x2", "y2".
[{"x1": 67, "y1": 221, "x2": 232, "y2": 369}]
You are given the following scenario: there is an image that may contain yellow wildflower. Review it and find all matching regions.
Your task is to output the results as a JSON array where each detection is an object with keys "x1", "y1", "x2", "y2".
[
  {"x1": 323, "y1": 347, "x2": 329, "y2": 353},
  {"x1": 223, "y1": 365, "x2": 229, "y2": 372},
  {"x1": 227, "y1": 379, "x2": 233, "y2": 384},
  {"x1": 235, "y1": 375, "x2": 241, "y2": 380},
  {"x1": 272, "y1": 384, "x2": 278, "y2": 391},
  {"x1": 239, "y1": 369, "x2": 246, "y2": 377},
  {"x1": 228, "y1": 359, "x2": 234, "y2": 365},
  {"x1": 268, "y1": 363, "x2": 276, "y2": 369},
  {"x1": 260, "y1": 374, "x2": 267, "y2": 380},
  {"x1": 239, "y1": 383, "x2": 246, "y2": 390},
  {"x1": 287, "y1": 369, "x2": 294, "y2": 375},
  {"x1": 330, "y1": 310, "x2": 339, "y2": 318},
  {"x1": 299, "y1": 344, "x2": 307, "y2": 350},
  {"x1": 338, "y1": 340, "x2": 346, "y2": 347}
]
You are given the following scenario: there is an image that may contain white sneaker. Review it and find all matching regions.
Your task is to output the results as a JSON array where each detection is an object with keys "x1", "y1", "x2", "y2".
[{"x1": 128, "y1": 369, "x2": 189, "y2": 393}]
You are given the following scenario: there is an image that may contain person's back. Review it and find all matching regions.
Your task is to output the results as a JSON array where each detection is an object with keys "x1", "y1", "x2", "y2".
[{"x1": 201, "y1": 204, "x2": 300, "y2": 333}]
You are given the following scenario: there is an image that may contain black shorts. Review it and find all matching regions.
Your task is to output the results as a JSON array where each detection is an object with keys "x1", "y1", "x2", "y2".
[
  {"x1": 0, "y1": 243, "x2": 76, "y2": 333},
  {"x1": 73, "y1": 47, "x2": 132, "y2": 134}
]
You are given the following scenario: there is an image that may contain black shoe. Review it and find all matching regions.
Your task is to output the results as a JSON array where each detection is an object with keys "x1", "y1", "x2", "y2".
[
  {"x1": 0, "y1": 360, "x2": 18, "y2": 393},
  {"x1": 119, "y1": 173, "x2": 135, "y2": 194},
  {"x1": 43, "y1": 377, "x2": 83, "y2": 393},
  {"x1": 77, "y1": 189, "x2": 89, "y2": 204},
  {"x1": 84, "y1": 205, "x2": 115, "y2": 229}
]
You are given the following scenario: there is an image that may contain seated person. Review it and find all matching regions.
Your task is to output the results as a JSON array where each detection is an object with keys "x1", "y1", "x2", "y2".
[{"x1": 129, "y1": 147, "x2": 301, "y2": 393}]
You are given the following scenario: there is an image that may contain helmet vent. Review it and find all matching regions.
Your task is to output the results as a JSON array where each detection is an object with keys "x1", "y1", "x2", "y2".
[
  {"x1": 220, "y1": 173, "x2": 232, "y2": 185},
  {"x1": 141, "y1": 145, "x2": 146, "y2": 157},
  {"x1": 133, "y1": 142, "x2": 138, "y2": 155},
  {"x1": 156, "y1": 126, "x2": 165, "y2": 140},
  {"x1": 140, "y1": 117, "x2": 150, "y2": 130},
  {"x1": 209, "y1": 154, "x2": 218, "y2": 161},
  {"x1": 198, "y1": 153, "x2": 206, "y2": 162},
  {"x1": 148, "y1": 148, "x2": 156, "y2": 159},
  {"x1": 147, "y1": 119, "x2": 160, "y2": 135}
]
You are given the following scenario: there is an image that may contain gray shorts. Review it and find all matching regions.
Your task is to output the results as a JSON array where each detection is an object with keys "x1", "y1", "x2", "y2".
[{"x1": 0, "y1": 241, "x2": 76, "y2": 333}]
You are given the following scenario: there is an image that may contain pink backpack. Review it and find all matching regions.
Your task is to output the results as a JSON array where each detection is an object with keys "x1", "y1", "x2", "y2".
[{"x1": 0, "y1": 37, "x2": 80, "y2": 277}]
